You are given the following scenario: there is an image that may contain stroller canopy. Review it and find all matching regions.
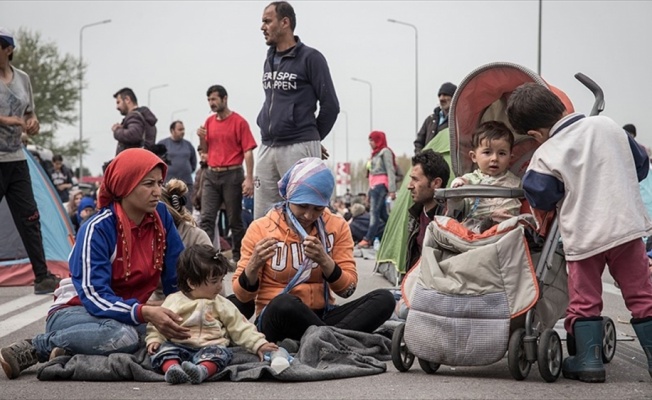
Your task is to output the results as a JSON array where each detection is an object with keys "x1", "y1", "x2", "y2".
[{"x1": 448, "y1": 62, "x2": 574, "y2": 178}]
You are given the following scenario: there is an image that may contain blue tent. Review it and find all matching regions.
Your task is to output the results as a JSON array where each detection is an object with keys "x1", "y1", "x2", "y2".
[{"x1": 0, "y1": 149, "x2": 74, "y2": 285}]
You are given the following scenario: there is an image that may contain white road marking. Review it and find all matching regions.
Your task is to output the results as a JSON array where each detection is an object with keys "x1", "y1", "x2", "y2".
[
  {"x1": 0, "y1": 281, "x2": 629, "y2": 341},
  {"x1": 0, "y1": 301, "x2": 51, "y2": 339},
  {"x1": 0, "y1": 294, "x2": 50, "y2": 319}
]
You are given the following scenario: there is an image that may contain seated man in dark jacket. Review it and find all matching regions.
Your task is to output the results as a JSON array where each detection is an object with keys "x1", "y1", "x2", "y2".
[
  {"x1": 349, "y1": 203, "x2": 385, "y2": 244},
  {"x1": 405, "y1": 150, "x2": 450, "y2": 272}
]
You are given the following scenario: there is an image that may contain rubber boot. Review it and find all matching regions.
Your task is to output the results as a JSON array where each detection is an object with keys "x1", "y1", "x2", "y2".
[
  {"x1": 562, "y1": 317, "x2": 605, "y2": 383},
  {"x1": 632, "y1": 317, "x2": 652, "y2": 379}
]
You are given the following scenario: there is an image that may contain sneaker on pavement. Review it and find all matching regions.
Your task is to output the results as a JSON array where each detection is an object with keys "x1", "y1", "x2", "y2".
[
  {"x1": 34, "y1": 274, "x2": 60, "y2": 295},
  {"x1": 0, "y1": 339, "x2": 39, "y2": 379}
]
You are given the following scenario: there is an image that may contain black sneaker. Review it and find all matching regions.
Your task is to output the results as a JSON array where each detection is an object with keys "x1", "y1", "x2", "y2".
[
  {"x1": 34, "y1": 274, "x2": 60, "y2": 295},
  {"x1": 0, "y1": 339, "x2": 39, "y2": 379}
]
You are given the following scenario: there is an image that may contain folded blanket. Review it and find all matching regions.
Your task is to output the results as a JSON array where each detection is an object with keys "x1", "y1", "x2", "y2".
[{"x1": 37, "y1": 326, "x2": 391, "y2": 382}]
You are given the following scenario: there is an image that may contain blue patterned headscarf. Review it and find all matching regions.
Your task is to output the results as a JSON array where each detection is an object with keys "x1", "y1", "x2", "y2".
[{"x1": 278, "y1": 157, "x2": 334, "y2": 206}]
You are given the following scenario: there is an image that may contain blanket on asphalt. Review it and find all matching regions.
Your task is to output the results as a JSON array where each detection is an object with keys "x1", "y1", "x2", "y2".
[{"x1": 36, "y1": 326, "x2": 391, "y2": 382}]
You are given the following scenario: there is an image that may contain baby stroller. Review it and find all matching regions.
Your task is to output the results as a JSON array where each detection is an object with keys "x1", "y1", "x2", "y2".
[{"x1": 391, "y1": 62, "x2": 616, "y2": 382}]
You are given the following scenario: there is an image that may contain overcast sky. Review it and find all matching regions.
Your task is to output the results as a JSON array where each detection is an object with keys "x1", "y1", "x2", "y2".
[{"x1": 4, "y1": 0, "x2": 651, "y2": 176}]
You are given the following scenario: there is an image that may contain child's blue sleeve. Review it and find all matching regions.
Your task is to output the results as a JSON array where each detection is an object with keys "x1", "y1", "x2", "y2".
[
  {"x1": 522, "y1": 170, "x2": 565, "y2": 211},
  {"x1": 627, "y1": 134, "x2": 650, "y2": 182}
]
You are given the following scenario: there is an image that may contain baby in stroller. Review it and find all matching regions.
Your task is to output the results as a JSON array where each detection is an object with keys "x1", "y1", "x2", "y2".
[{"x1": 448, "y1": 121, "x2": 522, "y2": 233}]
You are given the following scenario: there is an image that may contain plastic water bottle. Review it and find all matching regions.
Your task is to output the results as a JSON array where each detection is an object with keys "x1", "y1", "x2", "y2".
[
  {"x1": 373, "y1": 237, "x2": 381, "y2": 251},
  {"x1": 265, "y1": 347, "x2": 293, "y2": 374}
]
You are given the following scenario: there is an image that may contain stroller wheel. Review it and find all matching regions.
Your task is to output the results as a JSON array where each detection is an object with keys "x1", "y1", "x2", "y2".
[
  {"x1": 417, "y1": 358, "x2": 440, "y2": 374},
  {"x1": 602, "y1": 317, "x2": 617, "y2": 363},
  {"x1": 537, "y1": 329, "x2": 562, "y2": 382},
  {"x1": 391, "y1": 323, "x2": 414, "y2": 372},
  {"x1": 508, "y1": 328, "x2": 531, "y2": 380}
]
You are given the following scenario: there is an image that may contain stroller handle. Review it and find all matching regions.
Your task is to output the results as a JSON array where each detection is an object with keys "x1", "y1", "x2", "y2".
[
  {"x1": 574, "y1": 73, "x2": 605, "y2": 116},
  {"x1": 434, "y1": 186, "x2": 524, "y2": 200}
]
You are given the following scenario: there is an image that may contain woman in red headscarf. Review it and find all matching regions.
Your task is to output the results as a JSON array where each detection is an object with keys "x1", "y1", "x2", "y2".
[
  {"x1": 357, "y1": 131, "x2": 397, "y2": 249},
  {"x1": 0, "y1": 149, "x2": 188, "y2": 380}
]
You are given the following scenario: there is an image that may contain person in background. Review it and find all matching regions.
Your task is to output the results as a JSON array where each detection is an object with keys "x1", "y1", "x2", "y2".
[
  {"x1": 158, "y1": 120, "x2": 197, "y2": 211},
  {"x1": 348, "y1": 203, "x2": 385, "y2": 245},
  {"x1": 0, "y1": 27, "x2": 59, "y2": 294},
  {"x1": 254, "y1": 1, "x2": 339, "y2": 219},
  {"x1": 49, "y1": 154, "x2": 74, "y2": 203},
  {"x1": 624, "y1": 123, "x2": 652, "y2": 158},
  {"x1": 111, "y1": 87, "x2": 158, "y2": 154},
  {"x1": 75, "y1": 195, "x2": 96, "y2": 231},
  {"x1": 66, "y1": 189, "x2": 83, "y2": 232},
  {"x1": 413, "y1": 82, "x2": 457, "y2": 154},
  {"x1": 357, "y1": 131, "x2": 397, "y2": 249},
  {"x1": 197, "y1": 85, "x2": 256, "y2": 264}
]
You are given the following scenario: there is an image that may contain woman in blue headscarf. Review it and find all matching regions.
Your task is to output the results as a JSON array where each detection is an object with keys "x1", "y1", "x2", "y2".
[{"x1": 232, "y1": 158, "x2": 395, "y2": 343}]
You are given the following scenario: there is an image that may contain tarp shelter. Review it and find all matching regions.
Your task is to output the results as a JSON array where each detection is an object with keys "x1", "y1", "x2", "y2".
[{"x1": 0, "y1": 149, "x2": 74, "y2": 285}]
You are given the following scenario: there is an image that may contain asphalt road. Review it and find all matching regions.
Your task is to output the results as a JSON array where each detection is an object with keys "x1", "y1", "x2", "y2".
[{"x1": 1, "y1": 251, "x2": 650, "y2": 399}]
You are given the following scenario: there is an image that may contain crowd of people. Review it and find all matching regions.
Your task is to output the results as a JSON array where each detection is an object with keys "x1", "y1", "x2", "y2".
[{"x1": 1, "y1": 0, "x2": 652, "y2": 386}]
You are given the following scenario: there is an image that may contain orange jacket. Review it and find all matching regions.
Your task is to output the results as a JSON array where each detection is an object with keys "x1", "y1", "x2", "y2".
[{"x1": 232, "y1": 208, "x2": 357, "y2": 316}]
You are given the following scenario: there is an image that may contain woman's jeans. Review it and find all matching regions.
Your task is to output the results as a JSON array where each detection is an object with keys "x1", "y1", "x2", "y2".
[
  {"x1": 31, "y1": 306, "x2": 144, "y2": 361},
  {"x1": 365, "y1": 184, "x2": 388, "y2": 242}
]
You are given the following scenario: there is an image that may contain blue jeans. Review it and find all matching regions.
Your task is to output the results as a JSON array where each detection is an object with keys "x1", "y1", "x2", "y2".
[
  {"x1": 150, "y1": 342, "x2": 233, "y2": 371},
  {"x1": 31, "y1": 306, "x2": 143, "y2": 361},
  {"x1": 364, "y1": 184, "x2": 388, "y2": 242}
]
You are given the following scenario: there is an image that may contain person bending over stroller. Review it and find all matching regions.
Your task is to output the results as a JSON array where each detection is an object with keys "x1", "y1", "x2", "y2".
[
  {"x1": 507, "y1": 83, "x2": 652, "y2": 383},
  {"x1": 448, "y1": 121, "x2": 521, "y2": 233}
]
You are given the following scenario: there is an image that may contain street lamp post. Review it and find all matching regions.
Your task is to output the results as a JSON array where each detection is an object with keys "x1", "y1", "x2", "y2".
[
  {"x1": 148, "y1": 84, "x2": 169, "y2": 109},
  {"x1": 388, "y1": 18, "x2": 418, "y2": 134},
  {"x1": 79, "y1": 19, "x2": 111, "y2": 181},
  {"x1": 537, "y1": 0, "x2": 542, "y2": 75},
  {"x1": 340, "y1": 110, "x2": 349, "y2": 164},
  {"x1": 351, "y1": 77, "x2": 373, "y2": 132},
  {"x1": 170, "y1": 108, "x2": 188, "y2": 122}
]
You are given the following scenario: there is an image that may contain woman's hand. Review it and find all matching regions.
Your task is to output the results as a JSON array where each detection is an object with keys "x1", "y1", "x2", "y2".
[
  {"x1": 303, "y1": 235, "x2": 335, "y2": 276},
  {"x1": 257, "y1": 342, "x2": 279, "y2": 361},
  {"x1": 245, "y1": 238, "x2": 278, "y2": 284},
  {"x1": 141, "y1": 305, "x2": 191, "y2": 340},
  {"x1": 147, "y1": 342, "x2": 160, "y2": 355}
]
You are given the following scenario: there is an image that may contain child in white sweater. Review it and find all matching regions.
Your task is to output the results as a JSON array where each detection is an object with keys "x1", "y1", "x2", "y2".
[{"x1": 146, "y1": 244, "x2": 278, "y2": 384}]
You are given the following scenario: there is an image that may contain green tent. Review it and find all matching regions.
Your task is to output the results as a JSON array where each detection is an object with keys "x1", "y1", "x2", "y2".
[{"x1": 373, "y1": 129, "x2": 455, "y2": 285}]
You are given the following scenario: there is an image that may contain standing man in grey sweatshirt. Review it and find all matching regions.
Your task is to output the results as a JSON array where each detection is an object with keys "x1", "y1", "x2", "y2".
[{"x1": 254, "y1": 1, "x2": 339, "y2": 219}]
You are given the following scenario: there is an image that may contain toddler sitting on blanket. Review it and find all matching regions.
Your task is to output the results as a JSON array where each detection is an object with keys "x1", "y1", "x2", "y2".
[
  {"x1": 146, "y1": 244, "x2": 280, "y2": 384},
  {"x1": 448, "y1": 121, "x2": 522, "y2": 233}
]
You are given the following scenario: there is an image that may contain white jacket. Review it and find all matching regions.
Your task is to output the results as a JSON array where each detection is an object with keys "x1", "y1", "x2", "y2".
[{"x1": 523, "y1": 113, "x2": 652, "y2": 261}]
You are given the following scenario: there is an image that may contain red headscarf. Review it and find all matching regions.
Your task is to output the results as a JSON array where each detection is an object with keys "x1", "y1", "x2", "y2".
[
  {"x1": 100, "y1": 148, "x2": 168, "y2": 279},
  {"x1": 369, "y1": 130, "x2": 397, "y2": 165}
]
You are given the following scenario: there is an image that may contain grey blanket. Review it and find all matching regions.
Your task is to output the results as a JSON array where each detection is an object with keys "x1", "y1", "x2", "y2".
[{"x1": 36, "y1": 326, "x2": 391, "y2": 382}]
